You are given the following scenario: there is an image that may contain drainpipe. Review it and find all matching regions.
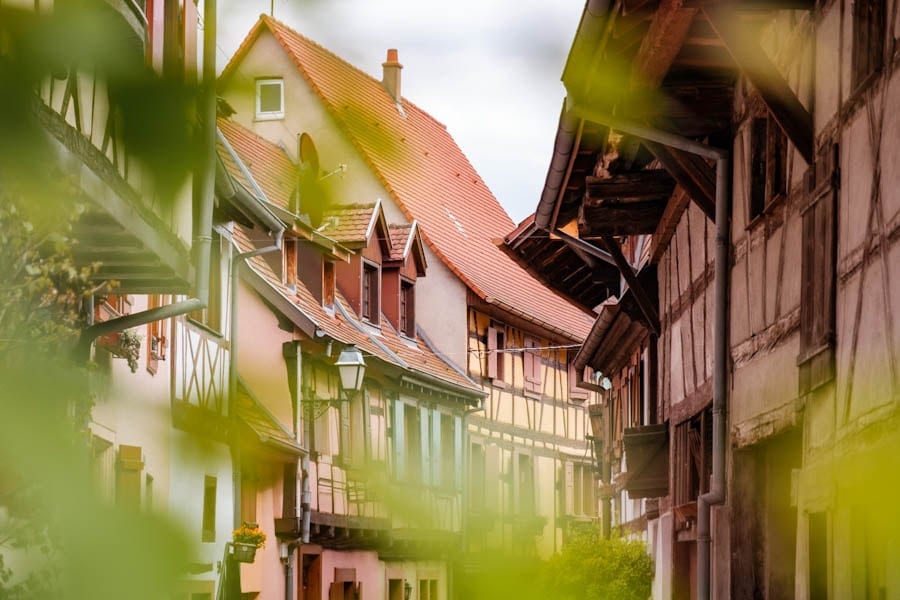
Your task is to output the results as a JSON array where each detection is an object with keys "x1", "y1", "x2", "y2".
[
  {"x1": 282, "y1": 541, "x2": 300, "y2": 600},
  {"x1": 697, "y1": 156, "x2": 730, "y2": 600},
  {"x1": 75, "y1": 0, "x2": 218, "y2": 360},
  {"x1": 228, "y1": 227, "x2": 284, "y2": 528},
  {"x1": 562, "y1": 99, "x2": 730, "y2": 599}
]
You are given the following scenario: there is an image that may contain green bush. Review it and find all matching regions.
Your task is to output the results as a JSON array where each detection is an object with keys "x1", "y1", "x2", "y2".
[{"x1": 540, "y1": 526, "x2": 653, "y2": 600}]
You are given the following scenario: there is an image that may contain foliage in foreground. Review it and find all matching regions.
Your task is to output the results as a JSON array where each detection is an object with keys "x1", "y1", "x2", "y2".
[{"x1": 541, "y1": 526, "x2": 654, "y2": 600}]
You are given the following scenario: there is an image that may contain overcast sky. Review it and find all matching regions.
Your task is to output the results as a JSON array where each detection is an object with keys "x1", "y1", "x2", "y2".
[{"x1": 217, "y1": 0, "x2": 584, "y2": 224}]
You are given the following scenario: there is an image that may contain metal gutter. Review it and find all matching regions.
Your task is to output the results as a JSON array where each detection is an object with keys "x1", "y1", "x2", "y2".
[{"x1": 536, "y1": 0, "x2": 614, "y2": 231}]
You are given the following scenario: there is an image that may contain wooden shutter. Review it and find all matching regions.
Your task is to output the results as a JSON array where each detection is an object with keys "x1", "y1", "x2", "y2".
[
  {"x1": 524, "y1": 336, "x2": 542, "y2": 393},
  {"x1": 799, "y1": 142, "x2": 838, "y2": 393},
  {"x1": 486, "y1": 326, "x2": 498, "y2": 378},
  {"x1": 116, "y1": 445, "x2": 144, "y2": 509},
  {"x1": 339, "y1": 399, "x2": 351, "y2": 466},
  {"x1": 419, "y1": 405, "x2": 431, "y2": 485},
  {"x1": 392, "y1": 400, "x2": 405, "y2": 480},
  {"x1": 484, "y1": 445, "x2": 500, "y2": 510},
  {"x1": 201, "y1": 475, "x2": 217, "y2": 542},
  {"x1": 564, "y1": 461, "x2": 575, "y2": 515}
]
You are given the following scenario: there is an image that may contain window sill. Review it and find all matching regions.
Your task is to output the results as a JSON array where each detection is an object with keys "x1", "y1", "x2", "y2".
[
  {"x1": 254, "y1": 113, "x2": 284, "y2": 122},
  {"x1": 745, "y1": 193, "x2": 786, "y2": 231}
]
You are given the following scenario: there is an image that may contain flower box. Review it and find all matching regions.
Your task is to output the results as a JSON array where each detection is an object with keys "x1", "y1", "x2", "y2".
[{"x1": 232, "y1": 542, "x2": 257, "y2": 563}]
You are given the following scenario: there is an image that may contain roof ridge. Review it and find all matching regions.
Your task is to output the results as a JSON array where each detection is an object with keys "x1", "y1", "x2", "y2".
[{"x1": 260, "y1": 15, "x2": 448, "y2": 130}]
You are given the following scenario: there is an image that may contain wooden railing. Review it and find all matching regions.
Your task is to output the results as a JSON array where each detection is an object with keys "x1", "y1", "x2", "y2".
[
  {"x1": 36, "y1": 64, "x2": 179, "y2": 238},
  {"x1": 173, "y1": 319, "x2": 229, "y2": 417}
]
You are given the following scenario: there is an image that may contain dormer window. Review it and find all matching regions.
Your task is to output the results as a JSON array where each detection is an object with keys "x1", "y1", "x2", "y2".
[
  {"x1": 400, "y1": 279, "x2": 415, "y2": 337},
  {"x1": 255, "y1": 78, "x2": 284, "y2": 120},
  {"x1": 362, "y1": 261, "x2": 379, "y2": 324},
  {"x1": 323, "y1": 262, "x2": 335, "y2": 308}
]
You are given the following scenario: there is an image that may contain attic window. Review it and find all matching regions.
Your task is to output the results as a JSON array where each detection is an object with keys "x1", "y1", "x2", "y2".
[
  {"x1": 400, "y1": 279, "x2": 415, "y2": 337},
  {"x1": 256, "y1": 78, "x2": 284, "y2": 120},
  {"x1": 323, "y1": 262, "x2": 335, "y2": 308},
  {"x1": 361, "y1": 261, "x2": 379, "y2": 324}
]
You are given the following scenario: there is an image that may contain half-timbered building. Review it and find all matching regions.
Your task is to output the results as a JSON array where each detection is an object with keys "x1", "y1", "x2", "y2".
[{"x1": 507, "y1": 0, "x2": 900, "y2": 598}]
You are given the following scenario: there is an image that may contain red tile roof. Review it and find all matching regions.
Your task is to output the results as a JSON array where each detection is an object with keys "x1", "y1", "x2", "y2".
[
  {"x1": 387, "y1": 223, "x2": 412, "y2": 260},
  {"x1": 232, "y1": 226, "x2": 482, "y2": 397},
  {"x1": 218, "y1": 117, "x2": 296, "y2": 210},
  {"x1": 222, "y1": 16, "x2": 594, "y2": 341},
  {"x1": 318, "y1": 203, "x2": 378, "y2": 245}
]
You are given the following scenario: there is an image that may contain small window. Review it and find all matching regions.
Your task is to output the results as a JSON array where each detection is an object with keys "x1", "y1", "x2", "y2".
[
  {"x1": 440, "y1": 413, "x2": 455, "y2": 488},
  {"x1": 323, "y1": 261, "x2": 335, "y2": 307},
  {"x1": 419, "y1": 579, "x2": 438, "y2": 600},
  {"x1": 852, "y1": 0, "x2": 885, "y2": 91},
  {"x1": 201, "y1": 475, "x2": 217, "y2": 542},
  {"x1": 517, "y1": 454, "x2": 534, "y2": 516},
  {"x1": 748, "y1": 115, "x2": 787, "y2": 222},
  {"x1": 362, "y1": 262, "x2": 379, "y2": 324},
  {"x1": 400, "y1": 279, "x2": 415, "y2": 337},
  {"x1": 255, "y1": 78, "x2": 284, "y2": 120}
]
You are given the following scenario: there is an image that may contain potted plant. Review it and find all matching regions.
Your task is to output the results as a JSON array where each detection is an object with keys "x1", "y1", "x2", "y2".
[
  {"x1": 231, "y1": 522, "x2": 266, "y2": 563},
  {"x1": 114, "y1": 330, "x2": 142, "y2": 373}
]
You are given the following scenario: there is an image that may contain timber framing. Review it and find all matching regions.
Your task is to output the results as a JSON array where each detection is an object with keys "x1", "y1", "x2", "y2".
[
  {"x1": 600, "y1": 236, "x2": 660, "y2": 335},
  {"x1": 703, "y1": 7, "x2": 814, "y2": 164}
]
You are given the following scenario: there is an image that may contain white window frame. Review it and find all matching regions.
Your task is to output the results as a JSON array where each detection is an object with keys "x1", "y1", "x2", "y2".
[{"x1": 255, "y1": 78, "x2": 284, "y2": 120}]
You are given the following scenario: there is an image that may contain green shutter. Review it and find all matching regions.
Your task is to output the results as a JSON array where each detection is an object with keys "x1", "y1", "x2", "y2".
[
  {"x1": 454, "y1": 415, "x2": 463, "y2": 490},
  {"x1": 431, "y1": 409, "x2": 442, "y2": 487},
  {"x1": 420, "y1": 405, "x2": 431, "y2": 486},
  {"x1": 339, "y1": 400, "x2": 351, "y2": 466},
  {"x1": 393, "y1": 400, "x2": 405, "y2": 480}
]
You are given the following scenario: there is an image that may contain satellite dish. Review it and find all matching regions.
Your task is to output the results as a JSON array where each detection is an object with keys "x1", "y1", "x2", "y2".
[
  {"x1": 297, "y1": 133, "x2": 327, "y2": 227},
  {"x1": 299, "y1": 133, "x2": 320, "y2": 176}
]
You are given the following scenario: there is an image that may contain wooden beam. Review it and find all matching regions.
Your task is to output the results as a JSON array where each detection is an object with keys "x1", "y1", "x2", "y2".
[
  {"x1": 650, "y1": 188, "x2": 692, "y2": 263},
  {"x1": 644, "y1": 141, "x2": 716, "y2": 220},
  {"x1": 585, "y1": 170, "x2": 676, "y2": 199},
  {"x1": 631, "y1": 0, "x2": 699, "y2": 89},
  {"x1": 580, "y1": 199, "x2": 669, "y2": 235},
  {"x1": 703, "y1": 7, "x2": 814, "y2": 164},
  {"x1": 600, "y1": 236, "x2": 660, "y2": 335}
]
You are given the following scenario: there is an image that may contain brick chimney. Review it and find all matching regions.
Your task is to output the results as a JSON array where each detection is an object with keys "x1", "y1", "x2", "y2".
[{"x1": 382, "y1": 49, "x2": 403, "y2": 102}]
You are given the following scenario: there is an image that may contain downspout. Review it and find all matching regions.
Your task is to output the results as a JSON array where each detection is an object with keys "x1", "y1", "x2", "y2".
[
  {"x1": 75, "y1": 0, "x2": 218, "y2": 359},
  {"x1": 563, "y1": 99, "x2": 730, "y2": 599},
  {"x1": 228, "y1": 226, "x2": 284, "y2": 529},
  {"x1": 697, "y1": 156, "x2": 730, "y2": 600}
]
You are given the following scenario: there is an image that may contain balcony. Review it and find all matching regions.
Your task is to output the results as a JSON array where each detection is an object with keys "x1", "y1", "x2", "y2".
[
  {"x1": 38, "y1": 58, "x2": 192, "y2": 293},
  {"x1": 171, "y1": 320, "x2": 229, "y2": 438}
]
